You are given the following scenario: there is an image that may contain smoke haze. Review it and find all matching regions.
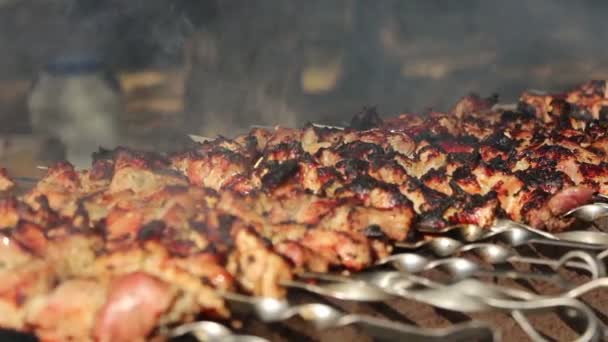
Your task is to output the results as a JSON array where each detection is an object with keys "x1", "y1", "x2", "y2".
[{"x1": 1, "y1": 0, "x2": 608, "y2": 144}]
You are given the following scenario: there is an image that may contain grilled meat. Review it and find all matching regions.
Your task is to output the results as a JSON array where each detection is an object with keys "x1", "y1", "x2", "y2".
[
  {"x1": 1, "y1": 81, "x2": 608, "y2": 340},
  {"x1": 0, "y1": 168, "x2": 15, "y2": 192}
]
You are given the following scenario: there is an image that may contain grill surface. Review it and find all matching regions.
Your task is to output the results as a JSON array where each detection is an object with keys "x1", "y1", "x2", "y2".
[
  {"x1": 228, "y1": 221, "x2": 608, "y2": 341},
  {"x1": 1, "y1": 243, "x2": 600, "y2": 342},
  {"x1": 0, "y1": 194, "x2": 606, "y2": 341}
]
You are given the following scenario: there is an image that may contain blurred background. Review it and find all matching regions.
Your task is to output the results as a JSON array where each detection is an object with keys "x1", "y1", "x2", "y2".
[{"x1": 1, "y1": 0, "x2": 608, "y2": 174}]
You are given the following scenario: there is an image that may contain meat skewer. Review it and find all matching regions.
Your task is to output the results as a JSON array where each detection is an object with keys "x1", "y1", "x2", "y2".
[{"x1": 1, "y1": 80, "x2": 608, "y2": 340}]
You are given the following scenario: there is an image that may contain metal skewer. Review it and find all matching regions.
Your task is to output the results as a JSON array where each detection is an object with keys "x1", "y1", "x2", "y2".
[
  {"x1": 419, "y1": 220, "x2": 608, "y2": 251},
  {"x1": 352, "y1": 273, "x2": 600, "y2": 342},
  {"x1": 218, "y1": 291, "x2": 500, "y2": 342},
  {"x1": 492, "y1": 219, "x2": 608, "y2": 248},
  {"x1": 395, "y1": 236, "x2": 605, "y2": 282},
  {"x1": 188, "y1": 134, "x2": 216, "y2": 144},
  {"x1": 262, "y1": 271, "x2": 601, "y2": 341},
  {"x1": 564, "y1": 203, "x2": 608, "y2": 223},
  {"x1": 169, "y1": 320, "x2": 270, "y2": 342}
]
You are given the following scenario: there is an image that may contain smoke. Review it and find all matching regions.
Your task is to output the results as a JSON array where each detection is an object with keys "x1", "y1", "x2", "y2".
[
  {"x1": 183, "y1": 0, "x2": 608, "y2": 136},
  {"x1": 1, "y1": 0, "x2": 608, "y2": 143}
]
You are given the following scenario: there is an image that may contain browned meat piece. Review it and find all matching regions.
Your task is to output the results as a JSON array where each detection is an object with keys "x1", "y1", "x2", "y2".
[
  {"x1": 443, "y1": 193, "x2": 500, "y2": 228},
  {"x1": 0, "y1": 168, "x2": 15, "y2": 192},
  {"x1": 3, "y1": 81, "x2": 608, "y2": 340},
  {"x1": 0, "y1": 197, "x2": 20, "y2": 229},
  {"x1": 397, "y1": 145, "x2": 447, "y2": 179},
  {"x1": 109, "y1": 154, "x2": 187, "y2": 195},
  {"x1": 227, "y1": 227, "x2": 293, "y2": 298},
  {"x1": 23, "y1": 162, "x2": 82, "y2": 215},
  {"x1": 0, "y1": 251, "x2": 53, "y2": 330},
  {"x1": 105, "y1": 207, "x2": 144, "y2": 242},
  {"x1": 27, "y1": 279, "x2": 107, "y2": 342},
  {"x1": 268, "y1": 194, "x2": 339, "y2": 225},
  {"x1": 274, "y1": 240, "x2": 331, "y2": 273},
  {"x1": 451, "y1": 94, "x2": 496, "y2": 118},
  {"x1": 347, "y1": 206, "x2": 414, "y2": 241},
  {"x1": 299, "y1": 229, "x2": 373, "y2": 271},
  {"x1": 184, "y1": 150, "x2": 249, "y2": 190},
  {"x1": 298, "y1": 160, "x2": 341, "y2": 195},
  {"x1": 94, "y1": 243, "x2": 229, "y2": 318}
]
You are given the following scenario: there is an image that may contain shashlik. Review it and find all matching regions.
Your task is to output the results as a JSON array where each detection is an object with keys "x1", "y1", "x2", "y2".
[{"x1": 1, "y1": 81, "x2": 608, "y2": 340}]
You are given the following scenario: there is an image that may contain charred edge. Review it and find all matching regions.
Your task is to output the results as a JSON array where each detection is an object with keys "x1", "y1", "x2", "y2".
[
  {"x1": 72, "y1": 201, "x2": 90, "y2": 228},
  {"x1": 600, "y1": 107, "x2": 608, "y2": 122},
  {"x1": 521, "y1": 189, "x2": 551, "y2": 215},
  {"x1": 425, "y1": 133, "x2": 479, "y2": 146},
  {"x1": 345, "y1": 175, "x2": 410, "y2": 206},
  {"x1": 362, "y1": 224, "x2": 388, "y2": 239},
  {"x1": 549, "y1": 99, "x2": 571, "y2": 118},
  {"x1": 336, "y1": 141, "x2": 386, "y2": 160},
  {"x1": 517, "y1": 101, "x2": 539, "y2": 118},
  {"x1": 580, "y1": 162, "x2": 608, "y2": 178},
  {"x1": 89, "y1": 159, "x2": 114, "y2": 181},
  {"x1": 261, "y1": 160, "x2": 299, "y2": 190},
  {"x1": 417, "y1": 182, "x2": 451, "y2": 211},
  {"x1": 317, "y1": 166, "x2": 341, "y2": 180},
  {"x1": 486, "y1": 156, "x2": 511, "y2": 172},
  {"x1": 534, "y1": 144, "x2": 575, "y2": 159},
  {"x1": 420, "y1": 167, "x2": 448, "y2": 184},
  {"x1": 207, "y1": 148, "x2": 249, "y2": 165},
  {"x1": 482, "y1": 132, "x2": 516, "y2": 153},
  {"x1": 243, "y1": 135, "x2": 260, "y2": 155},
  {"x1": 265, "y1": 142, "x2": 305, "y2": 158},
  {"x1": 463, "y1": 191, "x2": 498, "y2": 211},
  {"x1": 447, "y1": 150, "x2": 481, "y2": 166},
  {"x1": 137, "y1": 220, "x2": 166, "y2": 241},
  {"x1": 335, "y1": 158, "x2": 369, "y2": 179},
  {"x1": 217, "y1": 214, "x2": 236, "y2": 243},
  {"x1": 515, "y1": 168, "x2": 567, "y2": 193},
  {"x1": 350, "y1": 106, "x2": 383, "y2": 131},
  {"x1": 568, "y1": 105, "x2": 594, "y2": 122},
  {"x1": 113, "y1": 146, "x2": 172, "y2": 169},
  {"x1": 500, "y1": 109, "x2": 535, "y2": 122},
  {"x1": 451, "y1": 166, "x2": 474, "y2": 182},
  {"x1": 35, "y1": 195, "x2": 52, "y2": 212},
  {"x1": 165, "y1": 239, "x2": 197, "y2": 257},
  {"x1": 416, "y1": 210, "x2": 448, "y2": 231}
]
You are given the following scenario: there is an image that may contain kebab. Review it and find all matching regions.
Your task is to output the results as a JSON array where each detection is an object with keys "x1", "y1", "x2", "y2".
[{"x1": 1, "y1": 81, "x2": 608, "y2": 340}]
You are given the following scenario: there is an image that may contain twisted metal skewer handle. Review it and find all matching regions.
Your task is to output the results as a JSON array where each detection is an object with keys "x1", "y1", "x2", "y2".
[
  {"x1": 169, "y1": 321, "x2": 270, "y2": 342},
  {"x1": 281, "y1": 302, "x2": 500, "y2": 342},
  {"x1": 220, "y1": 291, "x2": 500, "y2": 341},
  {"x1": 526, "y1": 238, "x2": 608, "y2": 251},
  {"x1": 341, "y1": 315, "x2": 500, "y2": 342}
]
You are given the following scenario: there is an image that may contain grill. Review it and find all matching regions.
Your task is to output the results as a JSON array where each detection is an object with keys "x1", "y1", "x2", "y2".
[
  {"x1": 4, "y1": 165, "x2": 608, "y2": 342},
  {"x1": 4, "y1": 79, "x2": 608, "y2": 341},
  {"x1": 166, "y1": 217, "x2": 608, "y2": 342}
]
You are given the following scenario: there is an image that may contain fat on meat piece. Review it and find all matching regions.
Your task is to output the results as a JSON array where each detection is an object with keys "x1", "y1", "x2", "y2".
[{"x1": 94, "y1": 272, "x2": 173, "y2": 342}]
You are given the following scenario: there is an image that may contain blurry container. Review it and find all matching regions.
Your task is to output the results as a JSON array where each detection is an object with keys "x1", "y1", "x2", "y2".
[
  {"x1": 118, "y1": 68, "x2": 187, "y2": 115},
  {"x1": 27, "y1": 54, "x2": 123, "y2": 169}
]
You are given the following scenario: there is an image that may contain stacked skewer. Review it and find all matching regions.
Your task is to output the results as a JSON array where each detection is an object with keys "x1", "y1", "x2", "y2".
[{"x1": 4, "y1": 81, "x2": 608, "y2": 341}]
